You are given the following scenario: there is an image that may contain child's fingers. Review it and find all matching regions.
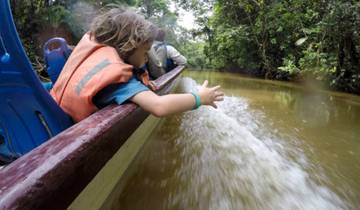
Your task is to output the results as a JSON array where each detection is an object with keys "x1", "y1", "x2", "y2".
[
  {"x1": 211, "y1": 102, "x2": 218, "y2": 109},
  {"x1": 215, "y1": 96, "x2": 224, "y2": 101},
  {"x1": 148, "y1": 81, "x2": 158, "y2": 91},
  {"x1": 215, "y1": 91, "x2": 224, "y2": 97},
  {"x1": 151, "y1": 85, "x2": 158, "y2": 91},
  {"x1": 202, "y1": 80, "x2": 208, "y2": 88},
  {"x1": 211, "y1": 85, "x2": 221, "y2": 91}
]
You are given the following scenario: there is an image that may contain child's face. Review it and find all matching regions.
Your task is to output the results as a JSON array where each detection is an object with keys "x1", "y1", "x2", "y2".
[{"x1": 127, "y1": 41, "x2": 152, "y2": 68}]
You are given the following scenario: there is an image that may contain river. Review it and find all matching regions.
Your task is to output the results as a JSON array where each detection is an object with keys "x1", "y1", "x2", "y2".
[{"x1": 115, "y1": 71, "x2": 360, "y2": 210}]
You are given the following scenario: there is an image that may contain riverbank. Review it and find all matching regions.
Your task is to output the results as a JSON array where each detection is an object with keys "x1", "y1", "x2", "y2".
[{"x1": 189, "y1": 68, "x2": 360, "y2": 96}]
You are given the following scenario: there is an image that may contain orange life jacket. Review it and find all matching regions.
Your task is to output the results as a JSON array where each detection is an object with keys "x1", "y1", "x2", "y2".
[{"x1": 51, "y1": 33, "x2": 136, "y2": 122}]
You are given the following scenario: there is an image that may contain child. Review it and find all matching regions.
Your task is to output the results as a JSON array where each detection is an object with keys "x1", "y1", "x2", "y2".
[{"x1": 50, "y1": 7, "x2": 224, "y2": 122}]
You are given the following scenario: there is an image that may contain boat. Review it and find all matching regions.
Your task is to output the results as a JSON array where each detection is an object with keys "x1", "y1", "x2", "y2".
[{"x1": 0, "y1": 1, "x2": 185, "y2": 209}]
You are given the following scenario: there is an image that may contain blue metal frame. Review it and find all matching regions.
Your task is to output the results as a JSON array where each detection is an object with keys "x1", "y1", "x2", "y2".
[{"x1": 0, "y1": 0, "x2": 73, "y2": 162}]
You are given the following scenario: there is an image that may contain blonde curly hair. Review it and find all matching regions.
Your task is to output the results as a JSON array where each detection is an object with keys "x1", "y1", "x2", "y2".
[{"x1": 90, "y1": 7, "x2": 157, "y2": 60}]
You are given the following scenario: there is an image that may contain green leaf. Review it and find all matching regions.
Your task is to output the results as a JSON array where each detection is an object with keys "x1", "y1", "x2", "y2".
[{"x1": 295, "y1": 37, "x2": 308, "y2": 46}]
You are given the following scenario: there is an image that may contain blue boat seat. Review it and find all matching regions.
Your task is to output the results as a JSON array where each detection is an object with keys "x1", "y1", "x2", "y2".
[
  {"x1": 43, "y1": 37, "x2": 72, "y2": 84},
  {"x1": 0, "y1": 0, "x2": 73, "y2": 163}
]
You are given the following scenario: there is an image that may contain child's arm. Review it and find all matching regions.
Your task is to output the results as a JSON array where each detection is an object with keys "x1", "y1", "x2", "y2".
[{"x1": 130, "y1": 80, "x2": 224, "y2": 117}]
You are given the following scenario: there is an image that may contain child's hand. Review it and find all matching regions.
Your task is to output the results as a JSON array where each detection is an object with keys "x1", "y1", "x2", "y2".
[
  {"x1": 148, "y1": 81, "x2": 158, "y2": 91},
  {"x1": 198, "y1": 80, "x2": 224, "y2": 108}
]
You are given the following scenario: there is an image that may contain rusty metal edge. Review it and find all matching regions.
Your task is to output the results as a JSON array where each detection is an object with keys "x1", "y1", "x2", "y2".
[{"x1": 0, "y1": 66, "x2": 185, "y2": 210}]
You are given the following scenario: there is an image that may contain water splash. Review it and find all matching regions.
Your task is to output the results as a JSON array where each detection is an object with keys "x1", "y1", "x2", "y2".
[{"x1": 165, "y1": 77, "x2": 346, "y2": 210}]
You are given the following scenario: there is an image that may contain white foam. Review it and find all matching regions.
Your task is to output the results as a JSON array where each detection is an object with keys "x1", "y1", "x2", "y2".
[{"x1": 166, "y1": 78, "x2": 346, "y2": 210}]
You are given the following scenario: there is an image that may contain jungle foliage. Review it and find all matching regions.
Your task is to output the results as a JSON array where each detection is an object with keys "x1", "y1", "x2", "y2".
[
  {"x1": 10, "y1": 0, "x2": 360, "y2": 94},
  {"x1": 178, "y1": 0, "x2": 360, "y2": 94}
]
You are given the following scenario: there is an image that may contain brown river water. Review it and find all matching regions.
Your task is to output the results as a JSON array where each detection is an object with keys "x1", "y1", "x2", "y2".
[{"x1": 114, "y1": 71, "x2": 360, "y2": 210}]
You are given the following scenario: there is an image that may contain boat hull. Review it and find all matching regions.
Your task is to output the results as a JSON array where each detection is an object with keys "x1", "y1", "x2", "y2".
[{"x1": 0, "y1": 66, "x2": 184, "y2": 210}]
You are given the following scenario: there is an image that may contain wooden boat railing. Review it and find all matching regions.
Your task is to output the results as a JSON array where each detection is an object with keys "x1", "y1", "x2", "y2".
[{"x1": 0, "y1": 66, "x2": 185, "y2": 210}]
